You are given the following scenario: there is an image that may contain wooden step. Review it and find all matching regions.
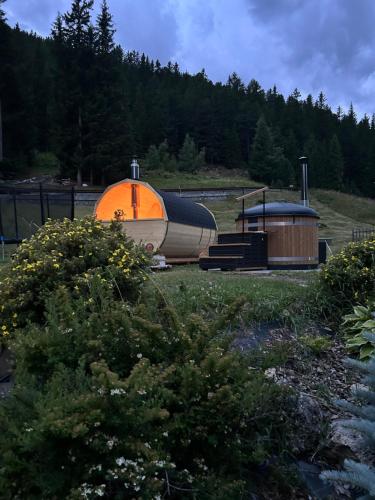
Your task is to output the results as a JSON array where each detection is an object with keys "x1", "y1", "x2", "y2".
[
  {"x1": 218, "y1": 232, "x2": 267, "y2": 245},
  {"x1": 209, "y1": 243, "x2": 253, "y2": 255}
]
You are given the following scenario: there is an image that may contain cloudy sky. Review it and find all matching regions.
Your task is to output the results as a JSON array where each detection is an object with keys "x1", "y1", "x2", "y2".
[{"x1": 4, "y1": 0, "x2": 375, "y2": 118}]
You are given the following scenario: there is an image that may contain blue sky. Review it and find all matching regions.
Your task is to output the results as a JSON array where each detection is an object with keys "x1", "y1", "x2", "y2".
[{"x1": 5, "y1": 0, "x2": 375, "y2": 118}]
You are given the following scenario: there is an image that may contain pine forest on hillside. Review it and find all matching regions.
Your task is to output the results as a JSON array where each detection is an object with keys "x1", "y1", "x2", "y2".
[{"x1": 0, "y1": 0, "x2": 374, "y2": 197}]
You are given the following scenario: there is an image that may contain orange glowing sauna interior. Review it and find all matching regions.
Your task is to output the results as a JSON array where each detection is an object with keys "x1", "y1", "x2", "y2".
[{"x1": 94, "y1": 179, "x2": 217, "y2": 261}]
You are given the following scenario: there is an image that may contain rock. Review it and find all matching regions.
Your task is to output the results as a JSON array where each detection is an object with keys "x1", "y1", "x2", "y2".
[
  {"x1": 330, "y1": 421, "x2": 372, "y2": 463},
  {"x1": 264, "y1": 367, "x2": 277, "y2": 380},
  {"x1": 297, "y1": 393, "x2": 323, "y2": 427}
]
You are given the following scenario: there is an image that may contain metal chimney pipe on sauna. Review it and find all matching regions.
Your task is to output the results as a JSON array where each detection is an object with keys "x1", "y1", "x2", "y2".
[
  {"x1": 299, "y1": 156, "x2": 309, "y2": 207},
  {"x1": 130, "y1": 158, "x2": 140, "y2": 180}
]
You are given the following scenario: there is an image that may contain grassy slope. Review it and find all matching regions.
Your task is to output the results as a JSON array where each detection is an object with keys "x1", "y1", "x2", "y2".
[
  {"x1": 311, "y1": 189, "x2": 375, "y2": 225},
  {"x1": 142, "y1": 167, "x2": 263, "y2": 189}
]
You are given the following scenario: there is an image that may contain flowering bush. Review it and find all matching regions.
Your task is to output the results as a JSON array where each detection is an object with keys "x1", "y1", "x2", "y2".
[
  {"x1": 0, "y1": 217, "x2": 149, "y2": 338},
  {"x1": 319, "y1": 237, "x2": 375, "y2": 315},
  {"x1": 0, "y1": 284, "x2": 295, "y2": 499}
]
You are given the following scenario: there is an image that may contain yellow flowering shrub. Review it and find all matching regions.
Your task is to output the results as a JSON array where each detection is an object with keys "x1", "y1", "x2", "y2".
[
  {"x1": 0, "y1": 217, "x2": 149, "y2": 338},
  {"x1": 320, "y1": 237, "x2": 375, "y2": 313}
]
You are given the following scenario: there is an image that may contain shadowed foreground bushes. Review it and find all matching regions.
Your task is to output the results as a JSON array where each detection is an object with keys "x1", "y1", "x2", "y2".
[
  {"x1": 0, "y1": 219, "x2": 302, "y2": 499},
  {"x1": 0, "y1": 285, "x2": 297, "y2": 499}
]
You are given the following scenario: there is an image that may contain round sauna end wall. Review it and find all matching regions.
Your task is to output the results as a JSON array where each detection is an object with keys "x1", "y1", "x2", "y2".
[
  {"x1": 236, "y1": 202, "x2": 319, "y2": 270},
  {"x1": 94, "y1": 179, "x2": 217, "y2": 261}
]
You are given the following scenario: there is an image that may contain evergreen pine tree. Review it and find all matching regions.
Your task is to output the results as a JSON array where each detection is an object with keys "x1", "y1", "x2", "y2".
[
  {"x1": 268, "y1": 146, "x2": 294, "y2": 186},
  {"x1": 178, "y1": 134, "x2": 205, "y2": 172},
  {"x1": 326, "y1": 134, "x2": 344, "y2": 190},
  {"x1": 63, "y1": 0, "x2": 94, "y2": 49},
  {"x1": 316, "y1": 91, "x2": 327, "y2": 110},
  {"x1": 95, "y1": 0, "x2": 115, "y2": 55},
  {"x1": 222, "y1": 127, "x2": 242, "y2": 169},
  {"x1": 282, "y1": 130, "x2": 299, "y2": 184},
  {"x1": 303, "y1": 134, "x2": 327, "y2": 188},
  {"x1": 321, "y1": 332, "x2": 375, "y2": 498},
  {"x1": 85, "y1": 0, "x2": 130, "y2": 185},
  {"x1": 51, "y1": 13, "x2": 65, "y2": 44},
  {"x1": 143, "y1": 144, "x2": 160, "y2": 170},
  {"x1": 159, "y1": 140, "x2": 177, "y2": 171},
  {"x1": 249, "y1": 115, "x2": 273, "y2": 181},
  {"x1": 144, "y1": 140, "x2": 176, "y2": 172},
  {"x1": 55, "y1": 0, "x2": 95, "y2": 185}
]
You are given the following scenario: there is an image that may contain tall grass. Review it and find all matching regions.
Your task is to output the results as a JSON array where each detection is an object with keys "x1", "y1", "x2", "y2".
[{"x1": 151, "y1": 265, "x2": 314, "y2": 327}]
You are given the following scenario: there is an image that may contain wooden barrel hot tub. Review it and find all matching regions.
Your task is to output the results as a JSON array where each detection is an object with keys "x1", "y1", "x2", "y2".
[{"x1": 235, "y1": 202, "x2": 319, "y2": 269}]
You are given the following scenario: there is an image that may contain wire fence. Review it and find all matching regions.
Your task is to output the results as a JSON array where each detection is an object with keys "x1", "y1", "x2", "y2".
[
  {"x1": 0, "y1": 183, "x2": 299, "y2": 245},
  {"x1": 0, "y1": 185, "x2": 74, "y2": 243},
  {"x1": 352, "y1": 228, "x2": 375, "y2": 242}
]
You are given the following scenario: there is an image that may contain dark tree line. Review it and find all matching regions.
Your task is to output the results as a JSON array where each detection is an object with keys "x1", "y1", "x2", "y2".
[{"x1": 0, "y1": 0, "x2": 374, "y2": 195}]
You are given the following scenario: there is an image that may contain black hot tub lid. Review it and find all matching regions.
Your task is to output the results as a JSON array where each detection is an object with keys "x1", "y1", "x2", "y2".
[{"x1": 237, "y1": 202, "x2": 319, "y2": 219}]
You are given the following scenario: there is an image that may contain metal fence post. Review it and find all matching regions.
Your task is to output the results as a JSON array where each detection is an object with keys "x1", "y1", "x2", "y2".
[
  {"x1": 39, "y1": 183, "x2": 45, "y2": 225},
  {"x1": 12, "y1": 188, "x2": 19, "y2": 241},
  {"x1": 71, "y1": 186, "x2": 75, "y2": 220},
  {"x1": 0, "y1": 197, "x2": 3, "y2": 239},
  {"x1": 46, "y1": 193, "x2": 50, "y2": 219}
]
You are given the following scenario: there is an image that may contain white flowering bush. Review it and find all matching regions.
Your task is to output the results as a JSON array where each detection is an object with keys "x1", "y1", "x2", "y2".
[{"x1": 0, "y1": 283, "x2": 295, "y2": 499}]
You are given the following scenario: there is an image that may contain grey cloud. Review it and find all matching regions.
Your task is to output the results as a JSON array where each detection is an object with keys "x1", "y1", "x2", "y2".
[
  {"x1": 4, "y1": 0, "x2": 375, "y2": 116},
  {"x1": 108, "y1": 0, "x2": 178, "y2": 63},
  {"x1": 6, "y1": 0, "x2": 70, "y2": 34}
]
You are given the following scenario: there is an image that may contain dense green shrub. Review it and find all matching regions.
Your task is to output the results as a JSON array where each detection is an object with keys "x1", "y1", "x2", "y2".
[
  {"x1": 319, "y1": 237, "x2": 375, "y2": 316},
  {"x1": 343, "y1": 304, "x2": 375, "y2": 359},
  {"x1": 0, "y1": 285, "x2": 295, "y2": 499},
  {"x1": 0, "y1": 217, "x2": 149, "y2": 338}
]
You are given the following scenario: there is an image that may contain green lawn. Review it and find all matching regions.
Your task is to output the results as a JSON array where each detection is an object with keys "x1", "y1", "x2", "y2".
[{"x1": 150, "y1": 265, "x2": 314, "y2": 326}]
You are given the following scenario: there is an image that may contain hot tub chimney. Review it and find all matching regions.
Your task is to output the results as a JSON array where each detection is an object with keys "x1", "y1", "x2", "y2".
[
  {"x1": 299, "y1": 156, "x2": 309, "y2": 207},
  {"x1": 130, "y1": 158, "x2": 140, "y2": 180}
]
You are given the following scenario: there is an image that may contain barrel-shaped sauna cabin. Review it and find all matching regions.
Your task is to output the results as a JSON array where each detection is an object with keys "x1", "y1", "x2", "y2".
[
  {"x1": 235, "y1": 202, "x2": 319, "y2": 269},
  {"x1": 94, "y1": 179, "x2": 217, "y2": 261}
]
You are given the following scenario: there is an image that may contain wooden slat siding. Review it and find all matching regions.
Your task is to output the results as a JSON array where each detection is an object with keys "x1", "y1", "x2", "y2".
[
  {"x1": 116, "y1": 220, "x2": 216, "y2": 260},
  {"x1": 236, "y1": 215, "x2": 319, "y2": 266},
  {"x1": 265, "y1": 216, "x2": 318, "y2": 264},
  {"x1": 160, "y1": 222, "x2": 216, "y2": 258}
]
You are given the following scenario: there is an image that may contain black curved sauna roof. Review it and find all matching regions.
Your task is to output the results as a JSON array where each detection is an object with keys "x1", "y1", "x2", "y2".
[
  {"x1": 238, "y1": 202, "x2": 319, "y2": 219},
  {"x1": 157, "y1": 190, "x2": 217, "y2": 229}
]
